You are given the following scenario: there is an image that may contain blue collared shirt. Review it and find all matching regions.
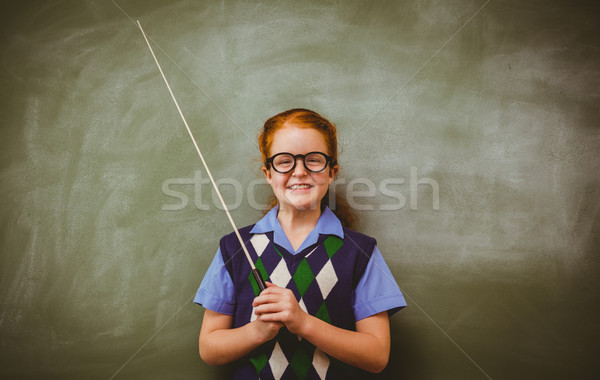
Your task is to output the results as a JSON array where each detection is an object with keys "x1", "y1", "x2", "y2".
[{"x1": 194, "y1": 206, "x2": 406, "y2": 321}]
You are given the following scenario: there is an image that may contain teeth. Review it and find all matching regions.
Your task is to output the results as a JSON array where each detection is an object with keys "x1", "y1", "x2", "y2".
[{"x1": 289, "y1": 184, "x2": 311, "y2": 190}]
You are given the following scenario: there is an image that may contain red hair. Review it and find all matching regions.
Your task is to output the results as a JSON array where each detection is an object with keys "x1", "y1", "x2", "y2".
[{"x1": 258, "y1": 109, "x2": 357, "y2": 229}]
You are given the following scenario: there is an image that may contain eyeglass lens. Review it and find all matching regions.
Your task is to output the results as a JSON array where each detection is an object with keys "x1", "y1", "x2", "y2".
[{"x1": 272, "y1": 153, "x2": 328, "y2": 173}]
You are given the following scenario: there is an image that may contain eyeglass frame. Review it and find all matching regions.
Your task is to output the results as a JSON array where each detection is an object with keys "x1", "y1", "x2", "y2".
[{"x1": 265, "y1": 151, "x2": 335, "y2": 174}]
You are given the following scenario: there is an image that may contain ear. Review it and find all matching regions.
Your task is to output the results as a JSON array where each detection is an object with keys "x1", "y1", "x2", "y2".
[
  {"x1": 262, "y1": 166, "x2": 272, "y2": 184},
  {"x1": 328, "y1": 164, "x2": 339, "y2": 184}
]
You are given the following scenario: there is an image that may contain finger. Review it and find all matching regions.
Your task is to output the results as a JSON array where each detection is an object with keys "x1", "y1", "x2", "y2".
[
  {"x1": 258, "y1": 311, "x2": 286, "y2": 323},
  {"x1": 254, "y1": 302, "x2": 283, "y2": 315},
  {"x1": 257, "y1": 287, "x2": 287, "y2": 299},
  {"x1": 258, "y1": 290, "x2": 296, "y2": 304},
  {"x1": 262, "y1": 320, "x2": 285, "y2": 328},
  {"x1": 259, "y1": 284, "x2": 284, "y2": 296},
  {"x1": 253, "y1": 294, "x2": 283, "y2": 307}
]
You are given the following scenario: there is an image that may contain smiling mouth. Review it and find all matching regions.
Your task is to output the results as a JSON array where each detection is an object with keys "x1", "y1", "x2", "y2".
[{"x1": 288, "y1": 184, "x2": 312, "y2": 190}]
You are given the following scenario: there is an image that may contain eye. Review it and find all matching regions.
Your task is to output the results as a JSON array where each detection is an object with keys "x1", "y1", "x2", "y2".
[
  {"x1": 306, "y1": 154, "x2": 325, "y2": 164},
  {"x1": 273, "y1": 154, "x2": 294, "y2": 168}
]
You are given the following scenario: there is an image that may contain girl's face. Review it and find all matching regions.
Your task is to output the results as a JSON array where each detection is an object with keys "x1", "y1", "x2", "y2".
[{"x1": 262, "y1": 125, "x2": 338, "y2": 212}]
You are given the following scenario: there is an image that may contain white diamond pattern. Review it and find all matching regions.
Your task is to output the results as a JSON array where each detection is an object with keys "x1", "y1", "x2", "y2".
[
  {"x1": 312, "y1": 348, "x2": 330, "y2": 380},
  {"x1": 250, "y1": 234, "x2": 270, "y2": 257},
  {"x1": 269, "y1": 342, "x2": 288, "y2": 380},
  {"x1": 298, "y1": 298, "x2": 308, "y2": 314},
  {"x1": 315, "y1": 260, "x2": 338, "y2": 299},
  {"x1": 270, "y1": 258, "x2": 292, "y2": 287}
]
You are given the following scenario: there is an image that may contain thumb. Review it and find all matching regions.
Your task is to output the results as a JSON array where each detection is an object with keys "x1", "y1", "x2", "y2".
[{"x1": 265, "y1": 281, "x2": 278, "y2": 288}]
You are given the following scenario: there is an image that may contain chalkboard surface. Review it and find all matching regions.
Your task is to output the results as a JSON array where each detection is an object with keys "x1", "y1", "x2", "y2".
[{"x1": 1, "y1": 0, "x2": 599, "y2": 379}]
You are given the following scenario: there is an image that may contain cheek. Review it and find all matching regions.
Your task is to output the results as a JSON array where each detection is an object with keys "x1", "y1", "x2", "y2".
[
  {"x1": 314, "y1": 172, "x2": 334, "y2": 186},
  {"x1": 271, "y1": 174, "x2": 289, "y2": 189}
]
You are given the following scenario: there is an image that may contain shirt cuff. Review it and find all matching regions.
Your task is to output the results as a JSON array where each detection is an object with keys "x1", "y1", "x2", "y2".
[
  {"x1": 353, "y1": 294, "x2": 407, "y2": 321},
  {"x1": 193, "y1": 288, "x2": 236, "y2": 315}
]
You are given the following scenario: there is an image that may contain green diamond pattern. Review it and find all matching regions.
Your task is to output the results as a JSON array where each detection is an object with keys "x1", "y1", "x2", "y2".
[
  {"x1": 315, "y1": 302, "x2": 331, "y2": 324},
  {"x1": 248, "y1": 257, "x2": 269, "y2": 296},
  {"x1": 293, "y1": 258, "x2": 314, "y2": 297},
  {"x1": 289, "y1": 346, "x2": 312, "y2": 380},
  {"x1": 324, "y1": 236, "x2": 343, "y2": 258},
  {"x1": 249, "y1": 352, "x2": 268, "y2": 374}
]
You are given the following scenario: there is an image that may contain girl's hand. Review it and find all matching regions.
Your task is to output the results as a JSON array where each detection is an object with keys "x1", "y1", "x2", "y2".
[
  {"x1": 251, "y1": 318, "x2": 284, "y2": 343},
  {"x1": 252, "y1": 282, "x2": 310, "y2": 335}
]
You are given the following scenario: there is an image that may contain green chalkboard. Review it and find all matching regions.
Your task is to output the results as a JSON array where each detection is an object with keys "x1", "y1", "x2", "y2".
[{"x1": 1, "y1": 0, "x2": 599, "y2": 379}]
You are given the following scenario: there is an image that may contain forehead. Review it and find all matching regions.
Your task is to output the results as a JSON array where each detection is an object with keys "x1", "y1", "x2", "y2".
[{"x1": 270, "y1": 125, "x2": 329, "y2": 155}]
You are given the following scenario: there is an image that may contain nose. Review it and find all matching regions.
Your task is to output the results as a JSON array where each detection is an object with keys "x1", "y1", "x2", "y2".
[{"x1": 292, "y1": 157, "x2": 307, "y2": 176}]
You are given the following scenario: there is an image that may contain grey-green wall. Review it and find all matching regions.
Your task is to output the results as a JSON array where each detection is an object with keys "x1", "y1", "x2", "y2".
[{"x1": 1, "y1": 0, "x2": 599, "y2": 379}]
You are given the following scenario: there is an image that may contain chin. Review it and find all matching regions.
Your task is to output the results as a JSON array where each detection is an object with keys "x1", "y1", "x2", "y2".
[
  {"x1": 280, "y1": 191, "x2": 326, "y2": 212},
  {"x1": 291, "y1": 202, "x2": 322, "y2": 212}
]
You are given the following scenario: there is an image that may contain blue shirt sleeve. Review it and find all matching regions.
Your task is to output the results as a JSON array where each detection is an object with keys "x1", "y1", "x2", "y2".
[
  {"x1": 193, "y1": 247, "x2": 236, "y2": 315},
  {"x1": 352, "y1": 245, "x2": 407, "y2": 321}
]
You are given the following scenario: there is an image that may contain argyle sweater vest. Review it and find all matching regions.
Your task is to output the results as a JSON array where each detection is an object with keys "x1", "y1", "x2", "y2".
[{"x1": 220, "y1": 225, "x2": 377, "y2": 380}]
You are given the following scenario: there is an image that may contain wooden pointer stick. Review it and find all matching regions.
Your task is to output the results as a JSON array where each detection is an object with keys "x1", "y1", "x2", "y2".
[{"x1": 137, "y1": 20, "x2": 266, "y2": 292}]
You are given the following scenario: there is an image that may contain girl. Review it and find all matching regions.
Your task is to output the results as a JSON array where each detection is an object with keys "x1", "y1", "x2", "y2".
[{"x1": 195, "y1": 109, "x2": 406, "y2": 379}]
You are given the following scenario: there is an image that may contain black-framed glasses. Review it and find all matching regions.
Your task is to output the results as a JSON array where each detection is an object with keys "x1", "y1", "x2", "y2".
[{"x1": 266, "y1": 152, "x2": 333, "y2": 174}]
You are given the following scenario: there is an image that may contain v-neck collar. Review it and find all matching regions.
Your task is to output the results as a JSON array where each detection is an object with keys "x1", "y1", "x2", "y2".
[{"x1": 250, "y1": 206, "x2": 344, "y2": 254}]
